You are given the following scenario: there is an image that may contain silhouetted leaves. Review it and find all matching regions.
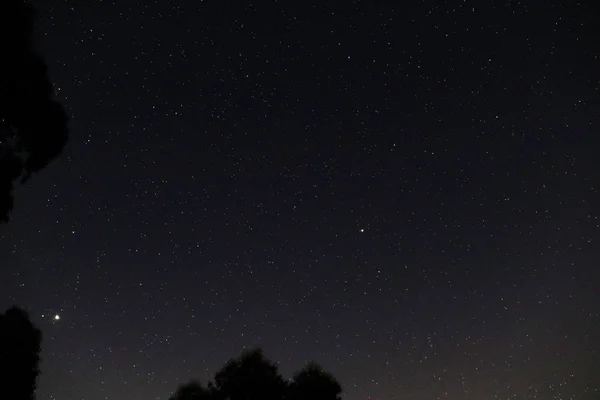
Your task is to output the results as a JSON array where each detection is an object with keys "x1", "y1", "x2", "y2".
[
  {"x1": 214, "y1": 348, "x2": 287, "y2": 400},
  {"x1": 0, "y1": 307, "x2": 42, "y2": 400},
  {"x1": 168, "y1": 348, "x2": 343, "y2": 400},
  {"x1": 289, "y1": 362, "x2": 342, "y2": 400},
  {"x1": 0, "y1": 0, "x2": 69, "y2": 222},
  {"x1": 169, "y1": 380, "x2": 215, "y2": 400}
]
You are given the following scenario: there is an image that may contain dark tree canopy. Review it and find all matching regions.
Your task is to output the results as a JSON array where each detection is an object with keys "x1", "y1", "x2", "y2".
[
  {"x1": 214, "y1": 348, "x2": 287, "y2": 400},
  {"x1": 169, "y1": 348, "x2": 342, "y2": 400},
  {"x1": 0, "y1": 307, "x2": 42, "y2": 400},
  {"x1": 0, "y1": 0, "x2": 69, "y2": 222},
  {"x1": 169, "y1": 380, "x2": 215, "y2": 400},
  {"x1": 288, "y1": 362, "x2": 342, "y2": 400}
]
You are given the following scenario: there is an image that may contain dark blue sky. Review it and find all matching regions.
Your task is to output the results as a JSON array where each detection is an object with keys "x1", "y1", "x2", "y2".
[{"x1": 1, "y1": 1, "x2": 599, "y2": 399}]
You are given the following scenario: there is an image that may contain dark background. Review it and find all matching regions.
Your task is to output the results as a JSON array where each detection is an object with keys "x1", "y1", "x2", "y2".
[{"x1": 1, "y1": 1, "x2": 599, "y2": 399}]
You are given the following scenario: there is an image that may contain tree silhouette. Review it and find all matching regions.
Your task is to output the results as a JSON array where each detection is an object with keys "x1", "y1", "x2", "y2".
[
  {"x1": 0, "y1": 307, "x2": 42, "y2": 400},
  {"x1": 169, "y1": 380, "x2": 215, "y2": 400},
  {"x1": 168, "y1": 348, "x2": 343, "y2": 400},
  {"x1": 0, "y1": 0, "x2": 69, "y2": 222},
  {"x1": 288, "y1": 362, "x2": 342, "y2": 400},
  {"x1": 214, "y1": 348, "x2": 287, "y2": 400}
]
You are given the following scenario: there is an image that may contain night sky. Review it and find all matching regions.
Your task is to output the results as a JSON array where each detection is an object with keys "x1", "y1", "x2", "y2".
[{"x1": 1, "y1": 1, "x2": 599, "y2": 399}]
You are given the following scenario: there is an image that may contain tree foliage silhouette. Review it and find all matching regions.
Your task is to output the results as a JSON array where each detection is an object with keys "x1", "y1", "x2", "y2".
[
  {"x1": 169, "y1": 380, "x2": 215, "y2": 400},
  {"x1": 169, "y1": 348, "x2": 343, "y2": 400},
  {"x1": 0, "y1": 307, "x2": 42, "y2": 400},
  {"x1": 288, "y1": 362, "x2": 342, "y2": 400},
  {"x1": 214, "y1": 348, "x2": 287, "y2": 400},
  {"x1": 0, "y1": 0, "x2": 69, "y2": 222}
]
